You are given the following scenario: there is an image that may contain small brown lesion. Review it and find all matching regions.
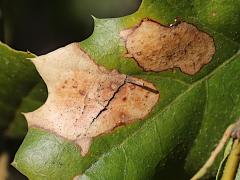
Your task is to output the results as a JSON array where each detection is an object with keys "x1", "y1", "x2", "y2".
[
  {"x1": 79, "y1": 90, "x2": 85, "y2": 96},
  {"x1": 120, "y1": 19, "x2": 216, "y2": 75},
  {"x1": 122, "y1": 97, "x2": 127, "y2": 101}
]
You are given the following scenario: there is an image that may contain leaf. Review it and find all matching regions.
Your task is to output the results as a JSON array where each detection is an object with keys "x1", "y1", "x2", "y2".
[
  {"x1": 9, "y1": 0, "x2": 240, "y2": 179},
  {"x1": 23, "y1": 43, "x2": 160, "y2": 156},
  {"x1": 5, "y1": 81, "x2": 47, "y2": 138},
  {"x1": 0, "y1": 43, "x2": 46, "y2": 137}
]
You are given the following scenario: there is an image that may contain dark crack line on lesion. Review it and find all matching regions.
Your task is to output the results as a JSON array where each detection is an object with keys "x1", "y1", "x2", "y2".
[
  {"x1": 89, "y1": 77, "x2": 127, "y2": 125},
  {"x1": 76, "y1": 78, "x2": 127, "y2": 138},
  {"x1": 77, "y1": 75, "x2": 159, "y2": 137},
  {"x1": 89, "y1": 75, "x2": 159, "y2": 126},
  {"x1": 126, "y1": 77, "x2": 159, "y2": 94},
  {"x1": 76, "y1": 75, "x2": 160, "y2": 138}
]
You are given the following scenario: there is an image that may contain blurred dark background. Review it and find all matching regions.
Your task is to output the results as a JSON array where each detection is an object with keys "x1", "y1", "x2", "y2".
[
  {"x1": 0, "y1": 0, "x2": 141, "y2": 179},
  {"x1": 0, "y1": 0, "x2": 141, "y2": 55}
]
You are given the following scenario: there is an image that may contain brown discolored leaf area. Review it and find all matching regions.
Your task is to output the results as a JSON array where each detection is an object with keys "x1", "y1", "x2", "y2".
[
  {"x1": 25, "y1": 43, "x2": 159, "y2": 156},
  {"x1": 120, "y1": 19, "x2": 215, "y2": 75}
]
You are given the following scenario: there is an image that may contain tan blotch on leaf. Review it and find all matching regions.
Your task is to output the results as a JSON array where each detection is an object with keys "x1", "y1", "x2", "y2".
[
  {"x1": 25, "y1": 43, "x2": 159, "y2": 156},
  {"x1": 120, "y1": 19, "x2": 215, "y2": 75}
]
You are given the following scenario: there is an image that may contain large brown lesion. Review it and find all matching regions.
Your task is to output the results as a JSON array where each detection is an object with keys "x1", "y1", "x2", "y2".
[
  {"x1": 120, "y1": 19, "x2": 215, "y2": 75},
  {"x1": 25, "y1": 43, "x2": 159, "y2": 156}
]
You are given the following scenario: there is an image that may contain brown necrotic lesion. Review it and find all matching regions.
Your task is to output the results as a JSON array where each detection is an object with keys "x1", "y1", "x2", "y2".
[
  {"x1": 24, "y1": 43, "x2": 159, "y2": 156},
  {"x1": 120, "y1": 19, "x2": 215, "y2": 75}
]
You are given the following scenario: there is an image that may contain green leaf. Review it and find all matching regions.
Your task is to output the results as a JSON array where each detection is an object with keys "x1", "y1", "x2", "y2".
[
  {"x1": 5, "y1": 81, "x2": 47, "y2": 138},
  {"x1": 9, "y1": 0, "x2": 240, "y2": 179},
  {"x1": 0, "y1": 43, "x2": 45, "y2": 136}
]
